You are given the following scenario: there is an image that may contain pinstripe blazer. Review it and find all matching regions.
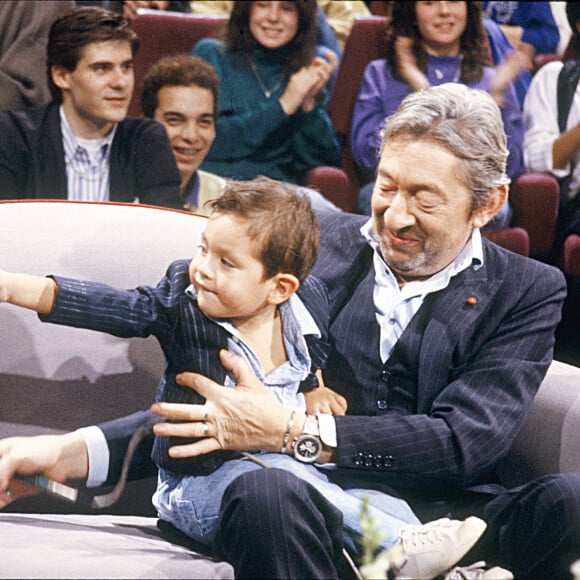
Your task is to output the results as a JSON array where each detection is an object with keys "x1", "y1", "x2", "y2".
[
  {"x1": 313, "y1": 211, "x2": 567, "y2": 492},
  {"x1": 97, "y1": 213, "x2": 567, "y2": 493},
  {"x1": 42, "y1": 259, "x2": 330, "y2": 476}
]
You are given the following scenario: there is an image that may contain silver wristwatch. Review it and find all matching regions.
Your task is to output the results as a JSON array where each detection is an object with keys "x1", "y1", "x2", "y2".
[{"x1": 293, "y1": 414, "x2": 322, "y2": 463}]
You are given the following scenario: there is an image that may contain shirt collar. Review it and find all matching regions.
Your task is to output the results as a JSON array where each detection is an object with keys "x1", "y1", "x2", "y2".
[
  {"x1": 184, "y1": 285, "x2": 320, "y2": 340},
  {"x1": 60, "y1": 105, "x2": 117, "y2": 162},
  {"x1": 182, "y1": 171, "x2": 201, "y2": 210}
]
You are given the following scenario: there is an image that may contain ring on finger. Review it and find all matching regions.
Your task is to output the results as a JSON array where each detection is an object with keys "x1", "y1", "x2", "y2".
[
  {"x1": 203, "y1": 406, "x2": 209, "y2": 421},
  {"x1": 202, "y1": 421, "x2": 209, "y2": 437}
]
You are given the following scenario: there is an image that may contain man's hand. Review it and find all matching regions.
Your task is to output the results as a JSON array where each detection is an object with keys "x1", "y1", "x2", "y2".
[
  {"x1": 0, "y1": 432, "x2": 89, "y2": 508},
  {"x1": 152, "y1": 350, "x2": 305, "y2": 458}
]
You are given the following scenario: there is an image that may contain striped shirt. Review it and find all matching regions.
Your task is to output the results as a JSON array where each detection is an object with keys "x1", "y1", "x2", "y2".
[{"x1": 60, "y1": 106, "x2": 117, "y2": 201}]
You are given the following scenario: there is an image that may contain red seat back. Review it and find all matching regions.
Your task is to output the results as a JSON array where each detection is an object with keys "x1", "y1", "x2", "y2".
[
  {"x1": 327, "y1": 16, "x2": 388, "y2": 188},
  {"x1": 129, "y1": 12, "x2": 228, "y2": 117}
]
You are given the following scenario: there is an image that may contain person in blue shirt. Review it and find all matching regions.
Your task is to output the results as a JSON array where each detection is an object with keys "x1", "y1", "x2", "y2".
[{"x1": 482, "y1": 1, "x2": 560, "y2": 58}]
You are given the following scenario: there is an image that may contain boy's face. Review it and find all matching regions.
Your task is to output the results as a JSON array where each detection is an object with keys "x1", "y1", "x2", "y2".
[
  {"x1": 189, "y1": 213, "x2": 279, "y2": 324},
  {"x1": 52, "y1": 39, "x2": 134, "y2": 138},
  {"x1": 153, "y1": 85, "x2": 216, "y2": 185}
]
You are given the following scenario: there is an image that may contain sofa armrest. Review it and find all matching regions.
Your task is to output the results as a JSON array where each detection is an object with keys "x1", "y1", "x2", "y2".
[{"x1": 497, "y1": 360, "x2": 580, "y2": 487}]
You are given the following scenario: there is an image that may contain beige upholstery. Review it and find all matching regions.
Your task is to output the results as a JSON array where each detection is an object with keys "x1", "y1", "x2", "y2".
[
  {"x1": 0, "y1": 200, "x2": 578, "y2": 578},
  {"x1": 0, "y1": 201, "x2": 233, "y2": 579}
]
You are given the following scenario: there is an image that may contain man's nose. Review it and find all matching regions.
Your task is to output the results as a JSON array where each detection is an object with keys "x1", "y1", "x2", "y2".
[
  {"x1": 384, "y1": 193, "x2": 416, "y2": 229},
  {"x1": 181, "y1": 121, "x2": 199, "y2": 142}
]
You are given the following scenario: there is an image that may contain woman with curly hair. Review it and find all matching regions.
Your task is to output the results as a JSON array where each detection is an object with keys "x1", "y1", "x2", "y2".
[
  {"x1": 352, "y1": 0, "x2": 524, "y2": 224},
  {"x1": 191, "y1": 0, "x2": 341, "y2": 207}
]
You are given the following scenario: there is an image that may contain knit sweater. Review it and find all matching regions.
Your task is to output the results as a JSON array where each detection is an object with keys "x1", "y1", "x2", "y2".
[{"x1": 192, "y1": 39, "x2": 341, "y2": 184}]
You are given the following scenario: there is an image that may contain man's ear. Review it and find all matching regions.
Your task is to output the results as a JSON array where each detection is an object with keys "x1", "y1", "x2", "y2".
[
  {"x1": 51, "y1": 65, "x2": 70, "y2": 92},
  {"x1": 268, "y1": 273, "x2": 300, "y2": 305},
  {"x1": 472, "y1": 184, "x2": 509, "y2": 229}
]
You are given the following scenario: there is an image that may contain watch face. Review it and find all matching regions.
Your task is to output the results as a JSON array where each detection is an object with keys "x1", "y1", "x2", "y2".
[{"x1": 294, "y1": 435, "x2": 322, "y2": 463}]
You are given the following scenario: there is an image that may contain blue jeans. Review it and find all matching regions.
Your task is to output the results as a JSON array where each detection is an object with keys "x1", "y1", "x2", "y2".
[{"x1": 153, "y1": 452, "x2": 420, "y2": 553}]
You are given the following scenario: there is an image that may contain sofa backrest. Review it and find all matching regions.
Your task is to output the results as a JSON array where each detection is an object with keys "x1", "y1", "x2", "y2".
[{"x1": 0, "y1": 201, "x2": 207, "y2": 431}]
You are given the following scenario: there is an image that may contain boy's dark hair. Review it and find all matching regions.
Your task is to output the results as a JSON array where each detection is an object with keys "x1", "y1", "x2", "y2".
[
  {"x1": 47, "y1": 6, "x2": 140, "y2": 102},
  {"x1": 140, "y1": 55, "x2": 219, "y2": 118},
  {"x1": 226, "y1": 0, "x2": 318, "y2": 81},
  {"x1": 386, "y1": 1, "x2": 488, "y2": 84},
  {"x1": 209, "y1": 177, "x2": 320, "y2": 283}
]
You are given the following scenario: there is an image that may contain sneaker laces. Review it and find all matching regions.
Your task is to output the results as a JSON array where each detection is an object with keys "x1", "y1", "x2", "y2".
[{"x1": 400, "y1": 519, "x2": 451, "y2": 548}]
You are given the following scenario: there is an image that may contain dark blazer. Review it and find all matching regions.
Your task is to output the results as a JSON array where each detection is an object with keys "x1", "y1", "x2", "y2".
[
  {"x1": 97, "y1": 212, "x2": 567, "y2": 493},
  {"x1": 0, "y1": 102, "x2": 181, "y2": 208},
  {"x1": 314, "y1": 211, "x2": 567, "y2": 492},
  {"x1": 41, "y1": 260, "x2": 330, "y2": 478}
]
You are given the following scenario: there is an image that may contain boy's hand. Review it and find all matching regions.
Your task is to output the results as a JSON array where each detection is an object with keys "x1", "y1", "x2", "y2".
[
  {"x1": 0, "y1": 271, "x2": 57, "y2": 313},
  {"x1": 305, "y1": 385, "x2": 347, "y2": 416}
]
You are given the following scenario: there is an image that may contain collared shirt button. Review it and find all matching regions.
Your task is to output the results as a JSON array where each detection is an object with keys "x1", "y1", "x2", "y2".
[
  {"x1": 380, "y1": 370, "x2": 390, "y2": 383},
  {"x1": 388, "y1": 318, "x2": 396, "y2": 325},
  {"x1": 377, "y1": 399, "x2": 388, "y2": 410}
]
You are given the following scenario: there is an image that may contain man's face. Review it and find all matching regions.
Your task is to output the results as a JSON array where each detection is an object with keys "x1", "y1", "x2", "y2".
[
  {"x1": 153, "y1": 85, "x2": 216, "y2": 183},
  {"x1": 371, "y1": 137, "x2": 492, "y2": 284},
  {"x1": 52, "y1": 40, "x2": 134, "y2": 138}
]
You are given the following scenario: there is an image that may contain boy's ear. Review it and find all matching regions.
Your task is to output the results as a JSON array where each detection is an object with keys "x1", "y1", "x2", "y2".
[
  {"x1": 268, "y1": 273, "x2": 300, "y2": 305},
  {"x1": 472, "y1": 184, "x2": 509, "y2": 229}
]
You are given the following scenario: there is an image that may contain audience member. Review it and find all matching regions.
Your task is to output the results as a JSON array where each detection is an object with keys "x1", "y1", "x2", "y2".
[
  {"x1": 140, "y1": 54, "x2": 225, "y2": 214},
  {"x1": 482, "y1": 1, "x2": 560, "y2": 61},
  {"x1": 351, "y1": 0, "x2": 524, "y2": 226},
  {"x1": 0, "y1": 1, "x2": 74, "y2": 111},
  {"x1": 190, "y1": 0, "x2": 342, "y2": 204},
  {"x1": 550, "y1": 0, "x2": 573, "y2": 56},
  {"x1": 1, "y1": 84, "x2": 575, "y2": 580},
  {"x1": 523, "y1": 2, "x2": 580, "y2": 254},
  {"x1": 0, "y1": 6, "x2": 181, "y2": 207},
  {"x1": 316, "y1": 0, "x2": 371, "y2": 48},
  {"x1": 483, "y1": 16, "x2": 532, "y2": 108},
  {"x1": 0, "y1": 175, "x2": 488, "y2": 580},
  {"x1": 189, "y1": 0, "x2": 363, "y2": 53}
]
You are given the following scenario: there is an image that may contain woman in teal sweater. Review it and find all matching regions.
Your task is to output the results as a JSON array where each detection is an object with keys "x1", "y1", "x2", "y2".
[{"x1": 192, "y1": 0, "x2": 341, "y2": 187}]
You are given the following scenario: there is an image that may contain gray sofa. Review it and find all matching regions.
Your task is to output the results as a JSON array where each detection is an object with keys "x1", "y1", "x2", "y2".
[{"x1": 1, "y1": 201, "x2": 579, "y2": 579}]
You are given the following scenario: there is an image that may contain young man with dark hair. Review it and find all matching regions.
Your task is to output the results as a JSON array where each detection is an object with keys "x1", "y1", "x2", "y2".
[
  {"x1": 0, "y1": 6, "x2": 180, "y2": 208},
  {"x1": 140, "y1": 54, "x2": 225, "y2": 214}
]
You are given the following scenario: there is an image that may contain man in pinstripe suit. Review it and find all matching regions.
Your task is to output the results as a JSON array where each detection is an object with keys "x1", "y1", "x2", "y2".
[
  {"x1": 1, "y1": 84, "x2": 578, "y2": 578},
  {"x1": 150, "y1": 84, "x2": 577, "y2": 578}
]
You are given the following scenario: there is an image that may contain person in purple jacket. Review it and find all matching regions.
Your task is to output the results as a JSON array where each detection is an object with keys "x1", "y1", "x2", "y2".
[{"x1": 351, "y1": 0, "x2": 524, "y2": 225}]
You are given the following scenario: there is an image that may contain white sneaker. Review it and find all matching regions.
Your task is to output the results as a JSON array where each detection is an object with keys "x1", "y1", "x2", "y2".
[
  {"x1": 395, "y1": 516, "x2": 487, "y2": 579},
  {"x1": 444, "y1": 560, "x2": 514, "y2": 579}
]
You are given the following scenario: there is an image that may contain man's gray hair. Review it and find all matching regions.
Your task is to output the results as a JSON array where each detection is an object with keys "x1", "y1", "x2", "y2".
[{"x1": 380, "y1": 83, "x2": 510, "y2": 211}]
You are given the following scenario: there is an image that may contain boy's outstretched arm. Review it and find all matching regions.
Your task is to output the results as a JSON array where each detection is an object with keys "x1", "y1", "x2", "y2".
[{"x1": 0, "y1": 270, "x2": 57, "y2": 314}]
